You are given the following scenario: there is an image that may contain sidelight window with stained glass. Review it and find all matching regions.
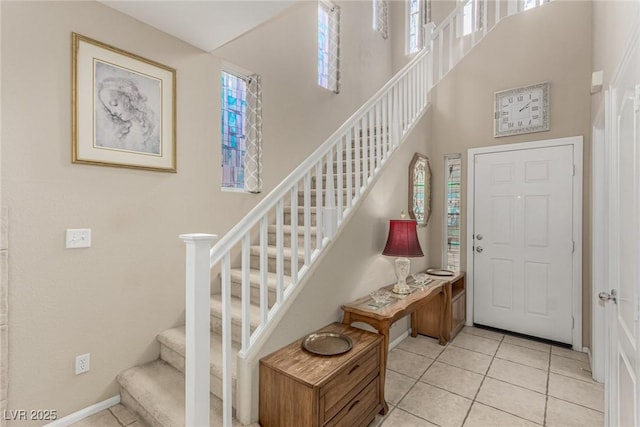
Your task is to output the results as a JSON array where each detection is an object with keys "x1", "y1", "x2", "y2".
[
  {"x1": 221, "y1": 71, "x2": 248, "y2": 190},
  {"x1": 445, "y1": 155, "x2": 462, "y2": 270}
]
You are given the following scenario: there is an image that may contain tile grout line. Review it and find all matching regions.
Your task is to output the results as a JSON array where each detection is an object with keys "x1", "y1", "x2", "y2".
[
  {"x1": 543, "y1": 343, "x2": 552, "y2": 426},
  {"x1": 388, "y1": 330, "x2": 597, "y2": 427},
  {"x1": 459, "y1": 334, "x2": 506, "y2": 426}
]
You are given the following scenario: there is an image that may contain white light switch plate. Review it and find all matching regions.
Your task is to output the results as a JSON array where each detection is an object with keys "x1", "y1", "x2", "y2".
[{"x1": 66, "y1": 229, "x2": 91, "y2": 249}]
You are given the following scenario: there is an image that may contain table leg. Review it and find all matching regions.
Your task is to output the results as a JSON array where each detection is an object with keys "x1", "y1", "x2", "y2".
[
  {"x1": 410, "y1": 312, "x2": 418, "y2": 338},
  {"x1": 378, "y1": 321, "x2": 390, "y2": 415},
  {"x1": 438, "y1": 284, "x2": 452, "y2": 345}
]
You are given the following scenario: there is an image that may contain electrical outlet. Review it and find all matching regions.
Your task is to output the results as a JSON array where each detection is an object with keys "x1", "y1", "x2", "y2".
[
  {"x1": 75, "y1": 353, "x2": 90, "y2": 375},
  {"x1": 66, "y1": 229, "x2": 91, "y2": 249}
]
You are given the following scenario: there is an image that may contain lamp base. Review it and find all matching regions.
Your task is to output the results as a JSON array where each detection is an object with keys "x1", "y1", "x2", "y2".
[
  {"x1": 392, "y1": 283, "x2": 412, "y2": 295},
  {"x1": 391, "y1": 257, "x2": 412, "y2": 295}
]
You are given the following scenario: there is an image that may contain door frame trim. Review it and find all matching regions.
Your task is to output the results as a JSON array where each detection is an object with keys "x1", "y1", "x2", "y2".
[{"x1": 465, "y1": 136, "x2": 583, "y2": 350}]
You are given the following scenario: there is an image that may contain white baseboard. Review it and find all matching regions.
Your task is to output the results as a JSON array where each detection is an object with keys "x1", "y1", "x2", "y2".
[
  {"x1": 44, "y1": 395, "x2": 120, "y2": 427},
  {"x1": 388, "y1": 329, "x2": 410, "y2": 350}
]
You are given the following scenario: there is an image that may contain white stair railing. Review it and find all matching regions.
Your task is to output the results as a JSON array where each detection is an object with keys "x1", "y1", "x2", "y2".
[
  {"x1": 181, "y1": 48, "x2": 430, "y2": 426},
  {"x1": 429, "y1": 0, "x2": 550, "y2": 89},
  {"x1": 182, "y1": 0, "x2": 549, "y2": 425}
]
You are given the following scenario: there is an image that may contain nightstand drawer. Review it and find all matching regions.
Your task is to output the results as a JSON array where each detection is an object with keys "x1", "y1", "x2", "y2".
[
  {"x1": 321, "y1": 346, "x2": 379, "y2": 422},
  {"x1": 325, "y1": 377, "x2": 379, "y2": 427}
]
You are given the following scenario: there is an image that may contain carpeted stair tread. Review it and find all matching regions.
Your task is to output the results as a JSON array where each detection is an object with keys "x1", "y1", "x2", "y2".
[
  {"x1": 157, "y1": 327, "x2": 238, "y2": 380},
  {"x1": 229, "y1": 268, "x2": 291, "y2": 289},
  {"x1": 267, "y1": 224, "x2": 317, "y2": 235},
  {"x1": 210, "y1": 294, "x2": 261, "y2": 328},
  {"x1": 117, "y1": 360, "x2": 247, "y2": 427},
  {"x1": 249, "y1": 245, "x2": 306, "y2": 261}
]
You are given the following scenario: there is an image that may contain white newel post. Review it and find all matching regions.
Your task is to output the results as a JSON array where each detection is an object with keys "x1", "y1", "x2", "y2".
[{"x1": 180, "y1": 233, "x2": 217, "y2": 427}]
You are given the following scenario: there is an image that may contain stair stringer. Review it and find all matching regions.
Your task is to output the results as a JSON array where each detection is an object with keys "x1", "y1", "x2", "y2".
[{"x1": 234, "y1": 105, "x2": 433, "y2": 424}]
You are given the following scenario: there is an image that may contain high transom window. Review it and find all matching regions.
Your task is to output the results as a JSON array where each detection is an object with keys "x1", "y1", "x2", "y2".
[
  {"x1": 407, "y1": 0, "x2": 423, "y2": 54},
  {"x1": 318, "y1": 1, "x2": 340, "y2": 93}
]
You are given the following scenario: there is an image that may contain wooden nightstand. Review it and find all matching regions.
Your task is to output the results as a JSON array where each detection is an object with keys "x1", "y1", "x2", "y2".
[{"x1": 259, "y1": 323, "x2": 384, "y2": 427}]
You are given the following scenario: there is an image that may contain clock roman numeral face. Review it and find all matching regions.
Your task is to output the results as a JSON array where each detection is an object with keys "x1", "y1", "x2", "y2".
[
  {"x1": 499, "y1": 88, "x2": 543, "y2": 131},
  {"x1": 494, "y1": 83, "x2": 549, "y2": 137}
]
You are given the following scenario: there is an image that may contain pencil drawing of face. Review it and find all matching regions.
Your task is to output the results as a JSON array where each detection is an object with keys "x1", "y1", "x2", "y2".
[{"x1": 94, "y1": 61, "x2": 161, "y2": 155}]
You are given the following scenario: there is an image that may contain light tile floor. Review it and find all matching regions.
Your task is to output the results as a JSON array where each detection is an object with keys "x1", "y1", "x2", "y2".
[
  {"x1": 69, "y1": 404, "x2": 142, "y2": 427},
  {"x1": 369, "y1": 326, "x2": 605, "y2": 427},
  {"x1": 70, "y1": 326, "x2": 604, "y2": 427}
]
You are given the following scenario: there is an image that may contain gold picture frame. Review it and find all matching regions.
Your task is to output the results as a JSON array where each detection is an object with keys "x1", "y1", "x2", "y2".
[{"x1": 72, "y1": 33, "x2": 177, "y2": 172}]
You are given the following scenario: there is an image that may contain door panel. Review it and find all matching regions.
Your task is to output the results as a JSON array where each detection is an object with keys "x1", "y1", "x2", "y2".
[
  {"x1": 491, "y1": 259, "x2": 514, "y2": 309},
  {"x1": 524, "y1": 261, "x2": 548, "y2": 316},
  {"x1": 473, "y1": 145, "x2": 574, "y2": 343},
  {"x1": 606, "y1": 26, "x2": 639, "y2": 425}
]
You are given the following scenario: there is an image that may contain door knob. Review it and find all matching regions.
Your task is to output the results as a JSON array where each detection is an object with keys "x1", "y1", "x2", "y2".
[
  {"x1": 476, "y1": 246, "x2": 483, "y2": 253},
  {"x1": 598, "y1": 289, "x2": 617, "y2": 304}
]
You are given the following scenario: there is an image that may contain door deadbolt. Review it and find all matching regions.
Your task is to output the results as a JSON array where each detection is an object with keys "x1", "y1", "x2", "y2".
[
  {"x1": 598, "y1": 289, "x2": 617, "y2": 304},
  {"x1": 476, "y1": 234, "x2": 483, "y2": 240}
]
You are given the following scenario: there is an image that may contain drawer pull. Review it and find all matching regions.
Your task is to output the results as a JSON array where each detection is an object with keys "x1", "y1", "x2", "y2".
[
  {"x1": 348, "y1": 364, "x2": 360, "y2": 375},
  {"x1": 348, "y1": 400, "x2": 360, "y2": 412}
]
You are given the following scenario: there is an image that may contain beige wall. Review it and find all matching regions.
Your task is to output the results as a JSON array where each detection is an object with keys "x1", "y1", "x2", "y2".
[
  {"x1": 253, "y1": 110, "x2": 433, "y2": 415},
  {"x1": 390, "y1": 0, "x2": 596, "y2": 348},
  {"x1": 1, "y1": 0, "x2": 393, "y2": 421},
  {"x1": 424, "y1": 1, "x2": 593, "y2": 346},
  {"x1": 591, "y1": 0, "x2": 640, "y2": 117},
  {"x1": 214, "y1": 1, "x2": 393, "y2": 191}
]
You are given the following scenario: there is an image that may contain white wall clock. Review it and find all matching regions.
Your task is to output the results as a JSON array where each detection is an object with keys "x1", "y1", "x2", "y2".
[{"x1": 494, "y1": 82, "x2": 549, "y2": 137}]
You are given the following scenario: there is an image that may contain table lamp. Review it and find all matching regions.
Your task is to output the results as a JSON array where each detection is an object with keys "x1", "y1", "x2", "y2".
[{"x1": 382, "y1": 217, "x2": 424, "y2": 295}]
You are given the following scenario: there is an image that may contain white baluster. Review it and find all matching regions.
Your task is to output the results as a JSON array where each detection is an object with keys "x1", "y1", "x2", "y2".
[
  {"x1": 336, "y1": 140, "x2": 344, "y2": 222},
  {"x1": 346, "y1": 130, "x2": 353, "y2": 210},
  {"x1": 259, "y1": 217, "x2": 268, "y2": 325},
  {"x1": 471, "y1": 0, "x2": 477, "y2": 46},
  {"x1": 289, "y1": 186, "x2": 298, "y2": 285},
  {"x1": 221, "y1": 252, "x2": 232, "y2": 427},
  {"x1": 315, "y1": 160, "x2": 324, "y2": 247},
  {"x1": 275, "y1": 200, "x2": 284, "y2": 304},
  {"x1": 368, "y1": 109, "x2": 375, "y2": 175},
  {"x1": 449, "y1": 23, "x2": 454, "y2": 73},
  {"x1": 438, "y1": 29, "x2": 444, "y2": 82},
  {"x1": 392, "y1": 85, "x2": 400, "y2": 148},
  {"x1": 376, "y1": 102, "x2": 382, "y2": 168},
  {"x1": 304, "y1": 172, "x2": 311, "y2": 266},
  {"x1": 361, "y1": 116, "x2": 369, "y2": 186},
  {"x1": 354, "y1": 122, "x2": 361, "y2": 198},
  {"x1": 495, "y1": 0, "x2": 501, "y2": 24},
  {"x1": 180, "y1": 233, "x2": 216, "y2": 427},
  {"x1": 324, "y1": 150, "x2": 337, "y2": 239},
  {"x1": 403, "y1": 75, "x2": 408, "y2": 132},
  {"x1": 483, "y1": 0, "x2": 488, "y2": 36},
  {"x1": 459, "y1": 9, "x2": 464, "y2": 65},
  {"x1": 241, "y1": 234, "x2": 250, "y2": 352},
  {"x1": 383, "y1": 94, "x2": 389, "y2": 160}
]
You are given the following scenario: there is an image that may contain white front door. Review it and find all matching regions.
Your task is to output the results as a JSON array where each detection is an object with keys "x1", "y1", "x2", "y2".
[
  {"x1": 604, "y1": 25, "x2": 640, "y2": 427},
  {"x1": 472, "y1": 143, "x2": 576, "y2": 343}
]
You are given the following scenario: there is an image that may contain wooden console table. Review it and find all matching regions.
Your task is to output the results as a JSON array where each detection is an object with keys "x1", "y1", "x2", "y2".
[{"x1": 341, "y1": 271, "x2": 465, "y2": 414}]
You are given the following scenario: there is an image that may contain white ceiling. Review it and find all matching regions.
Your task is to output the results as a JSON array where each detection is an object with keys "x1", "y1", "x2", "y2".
[{"x1": 99, "y1": 1, "x2": 297, "y2": 52}]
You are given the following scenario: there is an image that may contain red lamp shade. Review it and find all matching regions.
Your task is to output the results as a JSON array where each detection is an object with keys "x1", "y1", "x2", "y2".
[{"x1": 382, "y1": 219, "x2": 424, "y2": 257}]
